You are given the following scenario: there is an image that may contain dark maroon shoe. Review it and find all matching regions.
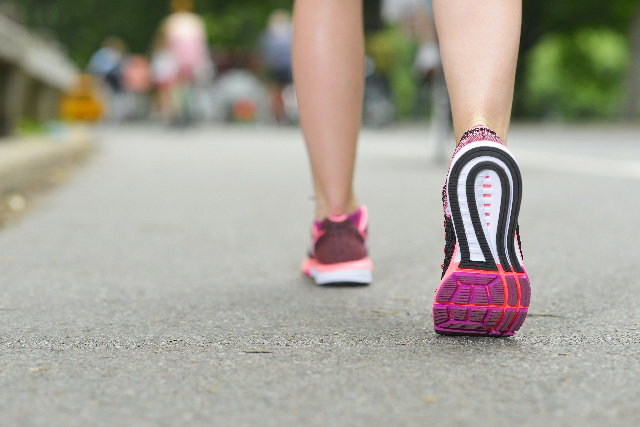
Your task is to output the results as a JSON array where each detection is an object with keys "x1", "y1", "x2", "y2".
[{"x1": 301, "y1": 206, "x2": 373, "y2": 285}]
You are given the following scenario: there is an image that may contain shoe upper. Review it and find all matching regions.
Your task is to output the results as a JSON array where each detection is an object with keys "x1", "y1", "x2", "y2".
[
  {"x1": 310, "y1": 206, "x2": 368, "y2": 265},
  {"x1": 440, "y1": 214, "x2": 456, "y2": 279}
]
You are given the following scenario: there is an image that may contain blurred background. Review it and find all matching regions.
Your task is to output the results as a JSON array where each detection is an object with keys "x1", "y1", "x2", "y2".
[{"x1": 0, "y1": 0, "x2": 639, "y2": 136}]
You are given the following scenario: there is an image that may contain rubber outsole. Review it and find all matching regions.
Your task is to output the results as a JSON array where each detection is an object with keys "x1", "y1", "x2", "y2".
[{"x1": 433, "y1": 270, "x2": 530, "y2": 336}]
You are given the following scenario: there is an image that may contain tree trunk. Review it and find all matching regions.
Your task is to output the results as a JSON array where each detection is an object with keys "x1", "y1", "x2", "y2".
[{"x1": 622, "y1": 5, "x2": 640, "y2": 119}]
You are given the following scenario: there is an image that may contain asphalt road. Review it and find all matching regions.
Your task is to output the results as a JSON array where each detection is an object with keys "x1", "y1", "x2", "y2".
[{"x1": 1, "y1": 124, "x2": 639, "y2": 426}]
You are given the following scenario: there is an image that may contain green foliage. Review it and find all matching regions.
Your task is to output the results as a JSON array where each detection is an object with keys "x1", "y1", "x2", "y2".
[
  {"x1": 366, "y1": 27, "x2": 416, "y2": 118},
  {"x1": 8, "y1": 0, "x2": 640, "y2": 120},
  {"x1": 525, "y1": 29, "x2": 629, "y2": 118},
  {"x1": 12, "y1": 0, "x2": 291, "y2": 66},
  {"x1": 12, "y1": 0, "x2": 168, "y2": 65},
  {"x1": 515, "y1": 0, "x2": 639, "y2": 119},
  {"x1": 16, "y1": 117, "x2": 44, "y2": 135},
  {"x1": 201, "y1": 1, "x2": 291, "y2": 48}
]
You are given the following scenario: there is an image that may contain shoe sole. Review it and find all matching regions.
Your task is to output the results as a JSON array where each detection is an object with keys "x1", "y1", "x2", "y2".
[
  {"x1": 433, "y1": 143, "x2": 530, "y2": 336},
  {"x1": 302, "y1": 258, "x2": 372, "y2": 286}
]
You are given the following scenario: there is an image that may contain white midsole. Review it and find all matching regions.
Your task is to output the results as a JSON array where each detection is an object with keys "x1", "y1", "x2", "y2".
[{"x1": 310, "y1": 268, "x2": 372, "y2": 285}]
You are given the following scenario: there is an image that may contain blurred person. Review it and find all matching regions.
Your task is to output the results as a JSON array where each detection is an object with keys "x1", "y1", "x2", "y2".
[
  {"x1": 88, "y1": 37, "x2": 127, "y2": 120},
  {"x1": 153, "y1": 0, "x2": 211, "y2": 125},
  {"x1": 122, "y1": 55, "x2": 151, "y2": 95},
  {"x1": 382, "y1": 0, "x2": 451, "y2": 160},
  {"x1": 259, "y1": 9, "x2": 293, "y2": 123},
  {"x1": 381, "y1": 0, "x2": 440, "y2": 78},
  {"x1": 121, "y1": 55, "x2": 152, "y2": 119},
  {"x1": 150, "y1": 34, "x2": 178, "y2": 123},
  {"x1": 294, "y1": 0, "x2": 528, "y2": 336}
]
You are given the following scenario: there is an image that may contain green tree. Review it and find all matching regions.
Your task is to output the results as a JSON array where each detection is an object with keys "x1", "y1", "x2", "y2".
[
  {"x1": 10, "y1": 0, "x2": 640, "y2": 119},
  {"x1": 12, "y1": 0, "x2": 291, "y2": 66},
  {"x1": 517, "y1": 0, "x2": 639, "y2": 118}
]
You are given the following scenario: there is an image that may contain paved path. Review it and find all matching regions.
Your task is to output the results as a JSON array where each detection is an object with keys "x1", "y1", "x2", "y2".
[{"x1": 1, "y1": 124, "x2": 638, "y2": 426}]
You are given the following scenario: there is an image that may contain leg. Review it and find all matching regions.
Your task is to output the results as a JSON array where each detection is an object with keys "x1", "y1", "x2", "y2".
[
  {"x1": 292, "y1": 0, "x2": 364, "y2": 220},
  {"x1": 432, "y1": 1, "x2": 529, "y2": 336},
  {"x1": 433, "y1": 0, "x2": 521, "y2": 143},
  {"x1": 294, "y1": 0, "x2": 372, "y2": 286}
]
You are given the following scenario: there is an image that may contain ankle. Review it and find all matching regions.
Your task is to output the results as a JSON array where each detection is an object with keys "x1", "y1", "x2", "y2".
[
  {"x1": 458, "y1": 125, "x2": 504, "y2": 147},
  {"x1": 469, "y1": 116, "x2": 492, "y2": 131},
  {"x1": 458, "y1": 117, "x2": 508, "y2": 145},
  {"x1": 314, "y1": 195, "x2": 358, "y2": 221}
]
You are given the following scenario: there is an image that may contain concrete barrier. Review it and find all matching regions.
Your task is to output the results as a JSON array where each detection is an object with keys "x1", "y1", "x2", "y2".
[
  {"x1": 0, "y1": 14, "x2": 77, "y2": 136},
  {"x1": 0, "y1": 126, "x2": 93, "y2": 196}
]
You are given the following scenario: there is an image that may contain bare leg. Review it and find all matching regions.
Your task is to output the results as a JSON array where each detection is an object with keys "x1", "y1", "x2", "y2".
[
  {"x1": 292, "y1": 0, "x2": 364, "y2": 220},
  {"x1": 157, "y1": 87, "x2": 173, "y2": 123},
  {"x1": 433, "y1": 0, "x2": 521, "y2": 144}
]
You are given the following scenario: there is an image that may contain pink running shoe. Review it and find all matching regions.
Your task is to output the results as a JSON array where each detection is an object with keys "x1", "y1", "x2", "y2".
[
  {"x1": 301, "y1": 206, "x2": 373, "y2": 285},
  {"x1": 433, "y1": 127, "x2": 531, "y2": 336}
]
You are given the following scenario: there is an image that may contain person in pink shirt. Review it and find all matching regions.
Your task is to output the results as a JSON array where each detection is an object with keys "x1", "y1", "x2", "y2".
[{"x1": 152, "y1": 0, "x2": 210, "y2": 125}]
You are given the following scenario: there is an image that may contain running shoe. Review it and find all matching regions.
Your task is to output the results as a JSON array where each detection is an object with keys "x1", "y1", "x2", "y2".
[
  {"x1": 433, "y1": 127, "x2": 530, "y2": 336},
  {"x1": 301, "y1": 206, "x2": 373, "y2": 285}
]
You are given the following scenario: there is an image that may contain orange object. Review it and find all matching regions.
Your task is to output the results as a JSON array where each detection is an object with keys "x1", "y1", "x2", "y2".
[
  {"x1": 232, "y1": 99, "x2": 257, "y2": 121},
  {"x1": 59, "y1": 74, "x2": 104, "y2": 121}
]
